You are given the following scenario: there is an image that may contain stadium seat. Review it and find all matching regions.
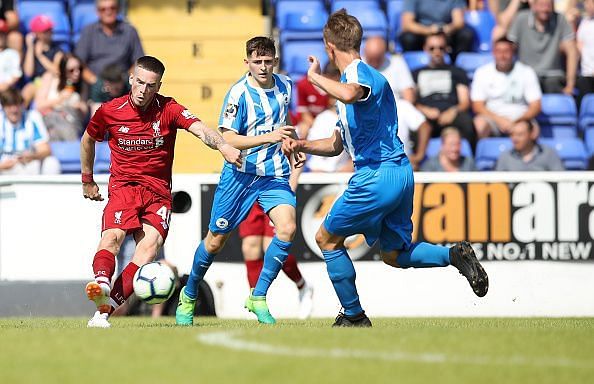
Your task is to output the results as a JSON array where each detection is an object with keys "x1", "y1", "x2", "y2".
[
  {"x1": 350, "y1": 8, "x2": 388, "y2": 39},
  {"x1": 464, "y1": 10, "x2": 495, "y2": 53},
  {"x1": 18, "y1": 1, "x2": 71, "y2": 51},
  {"x1": 537, "y1": 94, "x2": 578, "y2": 138},
  {"x1": 94, "y1": 142, "x2": 111, "y2": 174},
  {"x1": 539, "y1": 138, "x2": 588, "y2": 170},
  {"x1": 386, "y1": 0, "x2": 404, "y2": 43},
  {"x1": 579, "y1": 94, "x2": 594, "y2": 132},
  {"x1": 72, "y1": 2, "x2": 99, "y2": 42},
  {"x1": 280, "y1": 11, "x2": 327, "y2": 43},
  {"x1": 275, "y1": 0, "x2": 325, "y2": 30},
  {"x1": 330, "y1": 0, "x2": 381, "y2": 13},
  {"x1": 425, "y1": 137, "x2": 473, "y2": 159},
  {"x1": 455, "y1": 52, "x2": 493, "y2": 79},
  {"x1": 402, "y1": 51, "x2": 451, "y2": 72},
  {"x1": 282, "y1": 40, "x2": 328, "y2": 80},
  {"x1": 474, "y1": 137, "x2": 513, "y2": 170},
  {"x1": 50, "y1": 141, "x2": 82, "y2": 174}
]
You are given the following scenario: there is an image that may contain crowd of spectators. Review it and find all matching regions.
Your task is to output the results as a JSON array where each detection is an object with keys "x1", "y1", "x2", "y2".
[{"x1": 0, "y1": 0, "x2": 143, "y2": 176}]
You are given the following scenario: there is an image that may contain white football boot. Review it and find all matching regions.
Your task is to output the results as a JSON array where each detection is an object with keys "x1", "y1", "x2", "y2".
[{"x1": 297, "y1": 281, "x2": 314, "y2": 319}]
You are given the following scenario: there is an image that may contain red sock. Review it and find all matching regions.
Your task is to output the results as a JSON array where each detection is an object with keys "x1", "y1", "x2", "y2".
[
  {"x1": 110, "y1": 262, "x2": 139, "y2": 308},
  {"x1": 282, "y1": 254, "x2": 304, "y2": 289},
  {"x1": 245, "y1": 259, "x2": 264, "y2": 288},
  {"x1": 92, "y1": 249, "x2": 116, "y2": 285}
]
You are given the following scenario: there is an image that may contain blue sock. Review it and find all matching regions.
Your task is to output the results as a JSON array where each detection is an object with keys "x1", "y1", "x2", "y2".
[
  {"x1": 185, "y1": 242, "x2": 216, "y2": 300},
  {"x1": 252, "y1": 236, "x2": 291, "y2": 297},
  {"x1": 323, "y1": 248, "x2": 363, "y2": 317},
  {"x1": 396, "y1": 242, "x2": 450, "y2": 268}
]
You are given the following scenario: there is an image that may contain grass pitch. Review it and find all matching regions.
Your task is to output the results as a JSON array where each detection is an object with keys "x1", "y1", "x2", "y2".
[{"x1": 1, "y1": 317, "x2": 593, "y2": 384}]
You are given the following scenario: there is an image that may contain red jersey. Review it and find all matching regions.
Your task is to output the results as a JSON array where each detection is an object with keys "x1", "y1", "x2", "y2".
[
  {"x1": 86, "y1": 94, "x2": 200, "y2": 199},
  {"x1": 296, "y1": 76, "x2": 329, "y2": 118}
]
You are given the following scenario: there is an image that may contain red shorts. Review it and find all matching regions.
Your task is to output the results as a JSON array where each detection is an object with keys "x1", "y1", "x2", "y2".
[
  {"x1": 102, "y1": 184, "x2": 172, "y2": 240},
  {"x1": 238, "y1": 203, "x2": 275, "y2": 238}
]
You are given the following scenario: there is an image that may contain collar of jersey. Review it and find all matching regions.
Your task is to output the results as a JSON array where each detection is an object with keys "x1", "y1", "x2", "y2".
[{"x1": 245, "y1": 73, "x2": 278, "y2": 92}]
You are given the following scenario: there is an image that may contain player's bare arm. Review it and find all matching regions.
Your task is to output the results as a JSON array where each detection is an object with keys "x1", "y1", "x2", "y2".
[
  {"x1": 188, "y1": 121, "x2": 242, "y2": 167},
  {"x1": 282, "y1": 129, "x2": 344, "y2": 158},
  {"x1": 307, "y1": 55, "x2": 367, "y2": 104},
  {"x1": 80, "y1": 131, "x2": 103, "y2": 201},
  {"x1": 221, "y1": 126, "x2": 295, "y2": 150}
]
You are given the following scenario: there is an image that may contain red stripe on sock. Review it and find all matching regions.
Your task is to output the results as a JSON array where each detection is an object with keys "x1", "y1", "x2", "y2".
[
  {"x1": 245, "y1": 259, "x2": 264, "y2": 288},
  {"x1": 92, "y1": 249, "x2": 116, "y2": 282},
  {"x1": 110, "y1": 262, "x2": 139, "y2": 306},
  {"x1": 282, "y1": 254, "x2": 304, "y2": 287}
]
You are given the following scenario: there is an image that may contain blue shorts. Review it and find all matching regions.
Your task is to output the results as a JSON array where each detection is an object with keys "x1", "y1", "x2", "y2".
[
  {"x1": 209, "y1": 166, "x2": 296, "y2": 234},
  {"x1": 324, "y1": 159, "x2": 414, "y2": 252}
]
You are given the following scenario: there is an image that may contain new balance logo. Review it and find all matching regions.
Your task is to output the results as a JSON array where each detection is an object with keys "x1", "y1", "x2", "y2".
[{"x1": 118, "y1": 126, "x2": 130, "y2": 133}]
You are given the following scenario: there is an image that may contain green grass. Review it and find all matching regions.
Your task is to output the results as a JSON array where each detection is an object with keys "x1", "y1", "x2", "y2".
[{"x1": 1, "y1": 317, "x2": 593, "y2": 384}]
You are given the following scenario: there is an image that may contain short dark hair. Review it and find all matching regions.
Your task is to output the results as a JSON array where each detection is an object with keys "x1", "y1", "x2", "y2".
[
  {"x1": 424, "y1": 32, "x2": 448, "y2": 44},
  {"x1": 0, "y1": 88, "x2": 23, "y2": 107},
  {"x1": 135, "y1": 56, "x2": 165, "y2": 77},
  {"x1": 323, "y1": 9, "x2": 362, "y2": 52},
  {"x1": 246, "y1": 36, "x2": 276, "y2": 57},
  {"x1": 494, "y1": 37, "x2": 516, "y2": 47},
  {"x1": 100, "y1": 63, "x2": 126, "y2": 83}
]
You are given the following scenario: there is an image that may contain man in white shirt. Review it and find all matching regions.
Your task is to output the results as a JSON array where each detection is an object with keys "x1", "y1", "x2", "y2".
[
  {"x1": 0, "y1": 19, "x2": 21, "y2": 92},
  {"x1": 577, "y1": 0, "x2": 594, "y2": 106},
  {"x1": 363, "y1": 35, "x2": 415, "y2": 103},
  {"x1": 471, "y1": 37, "x2": 542, "y2": 139}
]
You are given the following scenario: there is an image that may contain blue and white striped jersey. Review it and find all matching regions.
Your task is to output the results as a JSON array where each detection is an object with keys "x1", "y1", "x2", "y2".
[
  {"x1": 218, "y1": 73, "x2": 292, "y2": 177},
  {"x1": 336, "y1": 59, "x2": 405, "y2": 168},
  {"x1": 0, "y1": 110, "x2": 49, "y2": 160}
]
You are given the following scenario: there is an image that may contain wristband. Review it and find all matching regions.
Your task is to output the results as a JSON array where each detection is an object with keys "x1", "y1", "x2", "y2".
[{"x1": 82, "y1": 173, "x2": 94, "y2": 183}]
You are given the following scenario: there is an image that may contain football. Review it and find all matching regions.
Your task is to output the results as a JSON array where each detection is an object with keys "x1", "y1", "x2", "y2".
[{"x1": 132, "y1": 262, "x2": 176, "y2": 304}]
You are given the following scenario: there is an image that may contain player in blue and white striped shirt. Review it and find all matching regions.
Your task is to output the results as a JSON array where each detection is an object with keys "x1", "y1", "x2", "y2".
[
  {"x1": 0, "y1": 88, "x2": 60, "y2": 175},
  {"x1": 283, "y1": 10, "x2": 489, "y2": 327},
  {"x1": 177, "y1": 37, "x2": 304, "y2": 325}
]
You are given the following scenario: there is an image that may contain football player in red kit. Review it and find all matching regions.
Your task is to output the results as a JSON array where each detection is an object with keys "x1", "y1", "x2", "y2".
[{"x1": 81, "y1": 55, "x2": 241, "y2": 328}]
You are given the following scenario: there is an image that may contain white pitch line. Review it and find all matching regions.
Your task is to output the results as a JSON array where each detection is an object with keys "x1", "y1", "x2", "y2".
[{"x1": 197, "y1": 331, "x2": 592, "y2": 369}]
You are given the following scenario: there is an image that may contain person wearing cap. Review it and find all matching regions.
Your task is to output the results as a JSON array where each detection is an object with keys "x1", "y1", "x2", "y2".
[
  {"x1": 22, "y1": 15, "x2": 64, "y2": 106},
  {"x1": 0, "y1": 19, "x2": 21, "y2": 92}
]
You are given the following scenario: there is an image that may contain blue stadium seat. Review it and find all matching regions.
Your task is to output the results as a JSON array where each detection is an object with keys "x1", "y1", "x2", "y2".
[
  {"x1": 280, "y1": 11, "x2": 327, "y2": 43},
  {"x1": 282, "y1": 40, "x2": 328, "y2": 80},
  {"x1": 331, "y1": 0, "x2": 381, "y2": 13},
  {"x1": 402, "y1": 51, "x2": 451, "y2": 72},
  {"x1": 464, "y1": 10, "x2": 495, "y2": 53},
  {"x1": 72, "y1": 2, "x2": 98, "y2": 43},
  {"x1": 455, "y1": 52, "x2": 493, "y2": 79},
  {"x1": 579, "y1": 94, "x2": 594, "y2": 132},
  {"x1": 386, "y1": 0, "x2": 404, "y2": 43},
  {"x1": 18, "y1": 1, "x2": 71, "y2": 51},
  {"x1": 50, "y1": 141, "x2": 81, "y2": 174},
  {"x1": 94, "y1": 142, "x2": 111, "y2": 174},
  {"x1": 475, "y1": 137, "x2": 513, "y2": 170},
  {"x1": 425, "y1": 137, "x2": 473, "y2": 159},
  {"x1": 539, "y1": 138, "x2": 588, "y2": 170},
  {"x1": 537, "y1": 94, "x2": 578, "y2": 138},
  {"x1": 350, "y1": 8, "x2": 388, "y2": 39},
  {"x1": 275, "y1": 0, "x2": 325, "y2": 30}
]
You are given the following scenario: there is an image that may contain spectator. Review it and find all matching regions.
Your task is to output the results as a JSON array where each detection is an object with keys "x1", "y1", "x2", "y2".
[
  {"x1": 413, "y1": 32, "x2": 476, "y2": 146},
  {"x1": 0, "y1": 89, "x2": 61, "y2": 175},
  {"x1": 471, "y1": 37, "x2": 542, "y2": 139},
  {"x1": 295, "y1": 63, "x2": 340, "y2": 139},
  {"x1": 305, "y1": 95, "x2": 354, "y2": 173},
  {"x1": 363, "y1": 35, "x2": 415, "y2": 103},
  {"x1": 577, "y1": 0, "x2": 594, "y2": 106},
  {"x1": 35, "y1": 54, "x2": 89, "y2": 141},
  {"x1": 396, "y1": 98, "x2": 431, "y2": 170},
  {"x1": 89, "y1": 63, "x2": 130, "y2": 115},
  {"x1": 75, "y1": 0, "x2": 144, "y2": 85},
  {"x1": 495, "y1": 120, "x2": 565, "y2": 171},
  {"x1": 0, "y1": 0, "x2": 23, "y2": 57},
  {"x1": 0, "y1": 19, "x2": 21, "y2": 92},
  {"x1": 507, "y1": 0, "x2": 578, "y2": 94},
  {"x1": 22, "y1": 15, "x2": 64, "y2": 106},
  {"x1": 421, "y1": 127, "x2": 475, "y2": 171},
  {"x1": 490, "y1": 0, "x2": 531, "y2": 41},
  {"x1": 400, "y1": 0, "x2": 474, "y2": 59}
]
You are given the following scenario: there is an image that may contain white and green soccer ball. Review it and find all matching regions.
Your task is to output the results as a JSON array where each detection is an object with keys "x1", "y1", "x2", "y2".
[{"x1": 133, "y1": 262, "x2": 176, "y2": 304}]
